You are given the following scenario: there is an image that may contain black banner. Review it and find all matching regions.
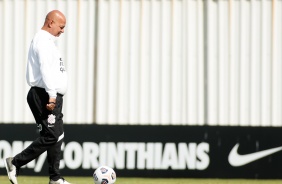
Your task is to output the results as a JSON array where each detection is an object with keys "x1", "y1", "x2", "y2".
[{"x1": 1, "y1": 124, "x2": 282, "y2": 179}]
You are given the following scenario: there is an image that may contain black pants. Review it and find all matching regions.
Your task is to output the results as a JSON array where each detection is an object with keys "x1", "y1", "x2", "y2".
[{"x1": 12, "y1": 87, "x2": 64, "y2": 180}]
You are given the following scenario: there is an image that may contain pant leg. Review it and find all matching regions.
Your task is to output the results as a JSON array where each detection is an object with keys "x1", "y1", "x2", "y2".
[
  {"x1": 47, "y1": 139, "x2": 63, "y2": 180},
  {"x1": 47, "y1": 93, "x2": 64, "y2": 180},
  {"x1": 12, "y1": 87, "x2": 64, "y2": 180}
]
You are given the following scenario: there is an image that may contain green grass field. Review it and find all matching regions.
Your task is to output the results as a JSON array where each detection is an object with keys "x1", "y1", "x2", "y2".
[{"x1": 1, "y1": 176, "x2": 282, "y2": 184}]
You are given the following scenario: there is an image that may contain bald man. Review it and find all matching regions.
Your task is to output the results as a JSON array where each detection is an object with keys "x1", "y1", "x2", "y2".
[{"x1": 4, "y1": 10, "x2": 71, "y2": 184}]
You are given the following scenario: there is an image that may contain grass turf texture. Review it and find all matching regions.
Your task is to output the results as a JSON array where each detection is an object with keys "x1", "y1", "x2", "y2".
[{"x1": 1, "y1": 176, "x2": 282, "y2": 184}]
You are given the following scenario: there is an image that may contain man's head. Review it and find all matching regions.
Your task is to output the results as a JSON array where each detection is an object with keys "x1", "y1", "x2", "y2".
[{"x1": 42, "y1": 10, "x2": 66, "y2": 37}]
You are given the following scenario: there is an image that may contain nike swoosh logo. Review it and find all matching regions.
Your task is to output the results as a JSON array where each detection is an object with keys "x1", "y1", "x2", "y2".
[{"x1": 228, "y1": 143, "x2": 282, "y2": 167}]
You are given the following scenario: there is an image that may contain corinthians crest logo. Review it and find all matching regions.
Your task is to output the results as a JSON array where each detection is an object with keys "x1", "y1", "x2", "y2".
[{"x1": 47, "y1": 114, "x2": 56, "y2": 127}]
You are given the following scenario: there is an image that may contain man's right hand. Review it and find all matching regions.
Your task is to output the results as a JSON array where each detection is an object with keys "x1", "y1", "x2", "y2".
[{"x1": 46, "y1": 98, "x2": 56, "y2": 111}]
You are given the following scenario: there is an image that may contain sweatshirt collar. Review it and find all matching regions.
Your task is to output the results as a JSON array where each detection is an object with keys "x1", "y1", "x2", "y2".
[{"x1": 40, "y1": 29, "x2": 56, "y2": 41}]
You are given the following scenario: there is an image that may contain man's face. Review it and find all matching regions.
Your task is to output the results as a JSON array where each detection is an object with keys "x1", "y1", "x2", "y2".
[{"x1": 50, "y1": 17, "x2": 66, "y2": 37}]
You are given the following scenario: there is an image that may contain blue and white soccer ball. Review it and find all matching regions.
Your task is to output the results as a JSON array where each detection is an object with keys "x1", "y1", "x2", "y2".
[{"x1": 93, "y1": 166, "x2": 117, "y2": 184}]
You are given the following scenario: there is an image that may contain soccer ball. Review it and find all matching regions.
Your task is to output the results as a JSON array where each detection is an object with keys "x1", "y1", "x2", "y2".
[{"x1": 93, "y1": 166, "x2": 116, "y2": 184}]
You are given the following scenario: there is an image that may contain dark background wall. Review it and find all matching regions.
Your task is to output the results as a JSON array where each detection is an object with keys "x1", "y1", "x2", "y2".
[{"x1": 1, "y1": 124, "x2": 282, "y2": 179}]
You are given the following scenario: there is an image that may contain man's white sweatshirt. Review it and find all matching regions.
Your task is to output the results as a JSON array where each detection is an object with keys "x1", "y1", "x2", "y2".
[{"x1": 26, "y1": 30, "x2": 68, "y2": 98}]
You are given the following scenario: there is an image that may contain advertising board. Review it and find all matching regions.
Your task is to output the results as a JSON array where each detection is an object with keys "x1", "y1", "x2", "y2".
[{"x1": 1, "y1": 124, "x2": 282, "y2": 178}]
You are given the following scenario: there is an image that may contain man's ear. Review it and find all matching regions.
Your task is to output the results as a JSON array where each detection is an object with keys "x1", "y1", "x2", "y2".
[{"x1": 48, "y1": 20, "x2": 53, "y2": 28}]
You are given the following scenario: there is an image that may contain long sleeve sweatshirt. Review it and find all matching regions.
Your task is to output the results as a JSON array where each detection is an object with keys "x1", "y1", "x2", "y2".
[{"x1": 26, "y1": 30, "x2": 68, "y2": 98}]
